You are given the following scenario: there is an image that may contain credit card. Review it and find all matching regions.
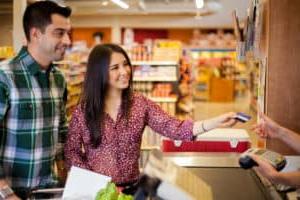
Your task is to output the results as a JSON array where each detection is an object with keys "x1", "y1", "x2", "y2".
[{"x1": 235, "y1": 112, "x2": 251, "y2": 123}]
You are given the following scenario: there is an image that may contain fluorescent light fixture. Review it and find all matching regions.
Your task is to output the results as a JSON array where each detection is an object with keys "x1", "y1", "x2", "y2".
[
  {"x1": 195, "y1": 0, "x2": 204, "y2": 9},
  {"x1": 110, "y1": 0, "x2": 129, "y2": 9},
  {"x1": 102, "y1": 1, "x2": 109, "y2": 6}
]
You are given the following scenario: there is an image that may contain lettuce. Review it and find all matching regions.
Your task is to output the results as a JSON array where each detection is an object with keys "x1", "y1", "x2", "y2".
[
  {"x1": 95, "y1": 182, "x2": 133, "y2": 200},
  {"x1": 117, "y1": 193, "x2": 133, "y2": 200}
]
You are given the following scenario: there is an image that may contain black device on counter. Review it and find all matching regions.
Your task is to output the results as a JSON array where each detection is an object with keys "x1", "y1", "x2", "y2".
[
  {"x1": 235, "y1": 112, "x2": 251, "y2": 123},
  {"x1": 239, "y1": 148, "x2": 287, "y2": 171}
]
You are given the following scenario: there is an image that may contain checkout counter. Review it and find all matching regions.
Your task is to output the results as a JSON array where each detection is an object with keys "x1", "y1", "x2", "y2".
[
  {"x1": 30, "y1": 126, "x2": 300, "y2": 200},
  {"x1": 163, "y1": 152, "x2": 299, "y2": 200},
  {"x1": 28, "y1": 152, "x2": 299, "y2": 200}
]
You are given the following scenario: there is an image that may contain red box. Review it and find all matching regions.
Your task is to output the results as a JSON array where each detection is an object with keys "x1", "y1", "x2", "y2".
[{"x1": 162, "y1": 128, "x2": 251, "y2": 153}]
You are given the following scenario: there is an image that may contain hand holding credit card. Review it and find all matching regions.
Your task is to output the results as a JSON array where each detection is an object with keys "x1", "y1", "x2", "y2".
[{"x1": 235, "y1": 112, "x2": 251, "y2": 123}]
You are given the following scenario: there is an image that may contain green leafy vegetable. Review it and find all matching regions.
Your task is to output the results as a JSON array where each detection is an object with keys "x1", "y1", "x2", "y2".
[{"x1": 95, "y1": 182, "x2": 133, "y2": 200}]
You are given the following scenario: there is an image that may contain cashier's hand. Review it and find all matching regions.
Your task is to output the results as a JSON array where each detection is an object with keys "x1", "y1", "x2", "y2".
[
  {"x1": 249, "y1": 154, "x2": 279, "y2": 183},
  {"x1": 252, "y1": 113, "x2": 282, "y2": 139}
]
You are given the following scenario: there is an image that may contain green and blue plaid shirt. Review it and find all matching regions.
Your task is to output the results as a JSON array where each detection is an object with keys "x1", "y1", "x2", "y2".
[{"x1": 0, "y1": 47, "x2": 67, "y2": 189}]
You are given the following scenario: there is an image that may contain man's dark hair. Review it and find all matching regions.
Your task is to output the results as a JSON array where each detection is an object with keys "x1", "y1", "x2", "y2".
[{"x1": 23, "y1": 1, "x2": 72, "y2": 41}]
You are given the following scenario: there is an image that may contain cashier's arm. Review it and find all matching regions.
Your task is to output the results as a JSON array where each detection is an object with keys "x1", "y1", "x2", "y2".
[
  {"x1": 277, "y1": 127, "x2": 300, "y2": 154},
  {"x1": 250, "y1": 155, "x2": 300, "y2": 189},
  {"x1": 273, "y1": 172, "x2": 300, "y2": 189},
  {"x1": 253, "y1": 114, "x2": 300, "y2": 154}
]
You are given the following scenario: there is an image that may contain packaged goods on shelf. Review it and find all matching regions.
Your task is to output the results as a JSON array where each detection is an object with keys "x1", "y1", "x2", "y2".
[
  {"x1": 189, "y1": 49, "x2": 248, "y2": 102},
  {"x1": 189, "y1": 29, "x2": 236, "y2": 49},
  {"x1": 133, "y1": 65, "x2": 177, "y2": 82},
  {"x1": 152, "y1": 40, "x2": 182, "y2": 62},
  {"x1": 194, "y1": 67, "x2": 211, "y2": 101},
  {"x1": 56, "y1": 46, "x2": 88, "y2": 122},
  {"x1": 177, "y1": 51, "x2": 194, "y2": 117},
  {"x1": 0, "y1": 46, "x2": 14, "y2": 60},
  {"x1": 151, "y1": 83, "x2": 173, "y2": 97},
  {"x1": 124, "y1": 39, "x2": 182, "y2": 63},
  {"x1": 126, "y1": 44, "x2": 152, "y2": 62}
]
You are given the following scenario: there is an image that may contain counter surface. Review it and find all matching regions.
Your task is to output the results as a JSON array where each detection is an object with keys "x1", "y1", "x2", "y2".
[{"x1": 163, "y1": 152, "x2": 285, "y2": 200}]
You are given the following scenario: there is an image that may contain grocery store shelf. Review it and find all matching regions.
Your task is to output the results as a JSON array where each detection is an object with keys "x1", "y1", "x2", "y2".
[
  {"x1": 133, "y1": 76, "x2": 177, "y2": 82},
  {"x1": 188, "y1": 48, "x2": 236, "y2": 52},
  {"x1": 149, "y1": 97, "x2": 177, "y2": 103},
  {"x1": 67, "y1": 77, "x2": 84, "y2": 86},
  {"x1": 66, "y1": 101, "x2": 78, "y2": 109},
  {"x1": 131, "y1": 61, "x2": 178, "y2": 66},
  {"x1": 69, "y1": 90, "x2": 81, "y2": 97},
  {"x1": 54, "y1": 60, "x2": 87, "y2": 65}
]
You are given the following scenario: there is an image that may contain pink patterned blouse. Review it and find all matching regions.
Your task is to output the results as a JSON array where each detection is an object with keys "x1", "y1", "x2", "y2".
[{"x1": 64, "y1": 93, "x2": 193, "y2": 185}]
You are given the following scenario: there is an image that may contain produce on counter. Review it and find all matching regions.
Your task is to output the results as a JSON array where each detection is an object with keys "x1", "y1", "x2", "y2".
[{"x1": 95, "y1": 182, "x2": 133, "y2": 200}]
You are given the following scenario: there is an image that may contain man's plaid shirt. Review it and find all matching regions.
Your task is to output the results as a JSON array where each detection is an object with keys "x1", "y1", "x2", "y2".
[{"x1": 0, "y1": 47, "x2": 68, "y2": 189}]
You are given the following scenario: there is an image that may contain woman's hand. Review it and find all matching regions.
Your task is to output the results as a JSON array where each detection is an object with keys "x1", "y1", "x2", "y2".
[
  {"x1": 216, "y1": 112, "x2": 238, "y2": 128},
  {"x1": 203, "y1": 112, "x2": 238, "y2": 131},
  {"x1": 252, "y1": 113, "x2": 282, "y2": 139}
]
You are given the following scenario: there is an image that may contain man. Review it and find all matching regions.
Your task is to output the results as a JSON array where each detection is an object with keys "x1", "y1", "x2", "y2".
[
  {"x1": 251, "y1": 114, "x2": 300, "y2": 189},
  {"x1": 0, "y1": 1, "x2": 71, "y2": 199}
]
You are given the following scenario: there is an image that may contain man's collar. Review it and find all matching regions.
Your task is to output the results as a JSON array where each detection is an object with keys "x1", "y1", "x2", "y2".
[{"x1": 16, "y1": 46, "x2": 56, "y2": 75}]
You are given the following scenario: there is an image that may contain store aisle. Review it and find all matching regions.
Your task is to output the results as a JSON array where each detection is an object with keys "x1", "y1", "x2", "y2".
[{"x1": 193, "y1": 92, "x2": 258, "y2": 147}]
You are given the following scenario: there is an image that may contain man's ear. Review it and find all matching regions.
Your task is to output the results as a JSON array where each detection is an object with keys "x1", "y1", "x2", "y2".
[{"x1": 30, "y1": 27, "x2": 42, "y2": 42}]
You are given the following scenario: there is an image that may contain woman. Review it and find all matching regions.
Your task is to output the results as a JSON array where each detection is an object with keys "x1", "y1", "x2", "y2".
[{"x1": 65, "y1": 44, "x2": 238, "y2": 187}]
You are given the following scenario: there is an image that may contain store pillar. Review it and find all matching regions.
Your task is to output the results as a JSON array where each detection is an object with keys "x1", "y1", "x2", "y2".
[
  {"x1": 111, "y1": 17, "x2": 121, "y2": 44},
  {"x1": 13, "y1": 0, "x2": 26, "y2": 52}
]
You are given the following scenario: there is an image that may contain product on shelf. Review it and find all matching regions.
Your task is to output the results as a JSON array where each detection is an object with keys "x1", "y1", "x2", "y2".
[
  {"x1": 194, "y1": 67, "x2": 211, "y2": 101},
  {"x1": 177, "y1": 50, "x2": 194, "y2": 117},
  {"x1": 133, "y1": 64, "x2": 177, "y2": 82},
  {"x1": 124, "y1": 39, "x2": 182, "y2": 63},
  {"x1": 189, "y1": 29, "x2": 236, "y2": 49},
  {"x1": 0, "y1": 46, "x2": 14, "y2": 60},
  {"x1": 127, "y1": 45, "x2": 152, "y2": 62},
  {"x1": 152, "y1": 40, "x2": 182, "y2": 62},
  {"x1": 189, "y1": 49, "x2": 248, "y2": 102},
  {"x1": 134, "y1": 82, "x2": 176, "y2": 98},
  {"x1": 56, "y1": 45, "x2": 88, "y2": 122}
]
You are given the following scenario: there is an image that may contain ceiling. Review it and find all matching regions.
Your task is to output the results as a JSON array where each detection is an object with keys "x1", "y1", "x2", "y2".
[
  {"x1": 64, "y1": 0, "x2": 225, "y2": 16},
  {"x1": 0, "y1": 0, "x2": 250, "y2": 27}
]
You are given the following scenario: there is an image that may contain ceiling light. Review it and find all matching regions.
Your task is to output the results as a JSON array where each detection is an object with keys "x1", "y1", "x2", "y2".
[
  {"x1": 102, "y1": 1, "x2": 109, "y2": 6},
  {"x1": 195, "y1": 0, "x2": 204, "y2": 9},
  {"x1": 110, "y1": 0, "x2": 129, "y2": 9},
  {"x1": 206, "y1": 1, "x2": 222, "y2": 11}
]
